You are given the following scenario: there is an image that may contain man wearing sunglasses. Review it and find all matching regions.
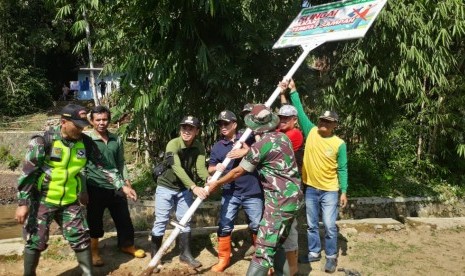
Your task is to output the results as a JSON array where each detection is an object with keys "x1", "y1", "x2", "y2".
[
  {"x1": 208, "y1": 110, "x2": 263, "y2": 272},
  {"x1": 279, "y1": 79, "x2": 348, "y2": 274}
]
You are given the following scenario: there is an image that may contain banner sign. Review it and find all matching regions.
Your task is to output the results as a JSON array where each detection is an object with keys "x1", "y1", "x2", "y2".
[{"x1": 273, "y1": 0, "x2": 387, "y2": 49}]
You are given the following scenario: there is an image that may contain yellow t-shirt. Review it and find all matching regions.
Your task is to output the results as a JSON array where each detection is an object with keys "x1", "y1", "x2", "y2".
[{"x1": 302, "y1": 127, "x2": 344, "y2": 191}]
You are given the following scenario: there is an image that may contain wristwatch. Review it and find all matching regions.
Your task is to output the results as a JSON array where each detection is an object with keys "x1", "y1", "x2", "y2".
[{"x1": 18, "y1": 199, "x2": 29, "y2": 206}]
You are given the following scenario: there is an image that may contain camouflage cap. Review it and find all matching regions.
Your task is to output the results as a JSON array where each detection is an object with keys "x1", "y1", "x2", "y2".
[
  {"x1": 241, "y1": 103, "x2": 254, "y2": 116},
  {"x1": 244, "y1": 104, "x2": 279, "y2": 133},
  {"x1": 278, "y1": 105, "x2": 297, "y2": 117}
]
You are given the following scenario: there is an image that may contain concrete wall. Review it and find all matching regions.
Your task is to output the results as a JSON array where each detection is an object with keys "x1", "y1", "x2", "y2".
[
  {"x1": 3, "y1": 131, "x2": 465, "y2": 231},
  {"x1": 0, "y1": 131, "x2": 43, "y2": 159},
  {"x1": 122, "y1": 197, "x2": 465, "y2": 233}
]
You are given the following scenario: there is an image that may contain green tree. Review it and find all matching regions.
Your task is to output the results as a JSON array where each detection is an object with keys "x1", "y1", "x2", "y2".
[
  {"x1": 50, "y1": 0, "x2": 101, "y2": 105},
  {"x1": 94, "y1": 0, "x2": 302, "y2": 163},
  {"x1": 0, "y1": 0, "x2": 54, "y2": 116},
  {"x1": 318, "y1": 0, "x2": 465, "y2": 189}
]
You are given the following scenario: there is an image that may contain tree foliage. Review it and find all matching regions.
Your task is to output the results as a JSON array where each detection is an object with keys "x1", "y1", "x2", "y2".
[
  {"x1": 95, "y1": 0, "x2": 303, "y2": 154},
  {"x1": 316, "y1": 0, "x2": 465, "y2": 192},
  {"x1": 2, "y1": 0, "x2": 464, "y2": 196},
  {"x1": 0, "y1": 0, "x2": 54, "y2": 116}
]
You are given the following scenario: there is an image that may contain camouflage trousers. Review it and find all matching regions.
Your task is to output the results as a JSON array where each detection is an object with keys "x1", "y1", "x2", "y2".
[
  {"x1": 252, "y1": 192, "x2": 299, "y2": 268},
  {"x1": 24, "y1": 200, "x2": 90, "y2": 252}
]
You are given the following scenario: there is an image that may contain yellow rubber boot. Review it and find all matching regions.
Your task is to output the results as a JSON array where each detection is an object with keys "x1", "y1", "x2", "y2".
[
  {"x1": 91, "y1": 238, "x2": 104, "y2": 267},
  {"x1": 120, "y1": 245, "x2": 146, "y2": 258}
]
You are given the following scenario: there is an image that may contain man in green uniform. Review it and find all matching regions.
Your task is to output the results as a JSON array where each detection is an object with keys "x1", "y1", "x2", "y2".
[
  {"x1": 86, "y1": 106, "x2": 145, "y2": 266},
  {"x1": 15, "y1": 104, "x2": 94, "y2": 276},
  {"x1": 150, "y1": 116, "x2": 209, "y2": 268},
  {"x1": 207, "y1": 104, "x2": 303, "y2": 276}
]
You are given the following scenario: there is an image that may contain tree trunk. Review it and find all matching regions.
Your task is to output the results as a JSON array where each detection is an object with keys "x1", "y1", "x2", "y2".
[
  {"x1": 417, "y1": 77, "x2": 428, "y2": 164},
  {"x1": 143, "y1": 113, "x2": 150, "y2": 165},
  {"x1": 82, "y1": 9, "x2": 100, "y2": 106},
  {"x1": 428, "y1": 96, "x2": 443, "y2": 156}
]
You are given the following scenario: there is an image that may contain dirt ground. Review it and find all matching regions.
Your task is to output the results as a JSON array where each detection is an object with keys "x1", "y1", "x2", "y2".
[
  {"x1": 0, "y1": 172, "x2": 18, "y2": 205},
  {"x1": 2, "y1": 172, "x2": 465, "y2": 275},
  {"x1": 1, "y1": 224, "x2": 465, "y2": 276}
]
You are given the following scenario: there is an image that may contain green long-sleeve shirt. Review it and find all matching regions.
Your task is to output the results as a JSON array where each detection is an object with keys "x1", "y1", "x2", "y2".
[
  {"x1": 290, "y1": 91, "x2": 348, "y2": 193},
  {"x1": 157, "y1": 136, "x2": 209, "y2": 191},
  {"x1": 85, "y1": 130, "x2": 127, "y2": 190}
]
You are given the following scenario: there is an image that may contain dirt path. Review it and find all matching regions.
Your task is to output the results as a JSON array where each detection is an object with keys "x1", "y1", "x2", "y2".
[
  {"x1": 2, "y1": 172, "x2": 465, "y2": 275},
  {"x1": 1, "y1": 225, "x2": 465, "y2": 276},
  {"x1": 0, "y1": 172, "x2": 18, "y2": 205}
]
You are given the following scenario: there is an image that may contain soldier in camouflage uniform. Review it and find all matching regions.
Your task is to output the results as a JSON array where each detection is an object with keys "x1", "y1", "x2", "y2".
[
  {"x1": 207, "y1": 104, "x2": 303, "y2": 276},
  {"x1": 15, "y1": 104, "x2": 94, "y2": 276}
]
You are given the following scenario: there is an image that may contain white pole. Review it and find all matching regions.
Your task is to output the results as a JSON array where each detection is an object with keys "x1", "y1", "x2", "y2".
[{"x1": 142, "y1": 40, "x2": 324, "y2": 275}]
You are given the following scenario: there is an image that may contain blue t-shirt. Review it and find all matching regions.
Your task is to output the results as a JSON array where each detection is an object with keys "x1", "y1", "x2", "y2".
[{"x1": 209, "y1": 135, "x2": 263, "y2": 197}]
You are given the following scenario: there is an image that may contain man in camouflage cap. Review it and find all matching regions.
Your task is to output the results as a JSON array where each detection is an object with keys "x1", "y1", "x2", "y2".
[{"x1": 206, "y1": 104, "x2": 303, "y2": 276}]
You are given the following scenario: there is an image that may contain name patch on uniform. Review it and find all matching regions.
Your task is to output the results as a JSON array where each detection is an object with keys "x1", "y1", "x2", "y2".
[
  {"x1": 50, "y1": 147, "x2": 62, "y2": 160},
  {"x1": 76, "y1": 149, "x2": 86, "y2": 159}
]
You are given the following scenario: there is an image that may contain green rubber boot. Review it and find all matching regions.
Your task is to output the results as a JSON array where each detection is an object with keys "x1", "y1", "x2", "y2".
[
  {"x1": 245, "y1": 261, "x2": 269, "y2": 276},
  {"x1": 273, "y1": 247, "x2": 290, "y2": 276},
  {"x1": 23, "y1": 248, "x2": 41, "y2": 276},
  {"x1": 75, "y1": 247, "x2": 94, "y2": 276}
]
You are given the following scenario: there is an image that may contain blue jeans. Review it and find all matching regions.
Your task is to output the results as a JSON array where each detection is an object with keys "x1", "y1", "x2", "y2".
[
  {"x1": 218, "y1": 194, "x2": 263, "y2": 236},
  {"x1": 151, "y1": 185, "x2": 193, "y2": 236},
  {"x1": 305, "y1": 186, "x2": 339, "y2": 259}
]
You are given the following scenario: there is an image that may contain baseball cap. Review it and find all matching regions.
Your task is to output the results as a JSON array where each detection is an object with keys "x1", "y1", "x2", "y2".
[
  {"x1": 278, "y1": 105, "x2": 297, "y2": 117},
  {"x1": 216, "y1": 110, "x2": 237, "y2": 123},
  {"x1": 244, "y1": 104, "x2": 279, "y2": 133},
  {"x1": 319, "y1": 110, "x2": 339, "y2": 122},
  {"x1": 180, "y1": 115, "x2": 201, "y2": 128},
  {"x1": 241, "y1": 103, "x2": 254, "y2": 115},
  {"x1": 61, "y1": 104, "x2": 90, "y2": 128}
]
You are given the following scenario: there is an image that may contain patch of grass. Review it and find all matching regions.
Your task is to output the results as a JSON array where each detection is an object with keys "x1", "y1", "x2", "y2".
[
  {"x1": 349, "y1": 238, "x2": 402, "y2": 267},
  {"x1": 0, "y1": 254, "x2": 22, "y2": 263},
  {"x1": 133, "y1": 217, "x2": 152, "y2": 232},
  {"x1": 0, "y1": 146, "x2": 21, "y2": 170},
  {"x1": 41, "y1": 238, "x2": 75, "y2": 261},
  {"x1": 0, "y1": 113, "x2": 54, "y2": 131}
]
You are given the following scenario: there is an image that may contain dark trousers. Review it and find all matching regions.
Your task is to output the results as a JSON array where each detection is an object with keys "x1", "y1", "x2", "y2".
[{"x1": 87, "y1": 185, "x2": 134, "y2": 248}]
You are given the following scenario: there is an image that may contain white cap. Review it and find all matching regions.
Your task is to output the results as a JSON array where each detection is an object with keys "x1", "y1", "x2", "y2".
[{"x1": 278, "y1": 105, "x2": 297, "y2": 117}]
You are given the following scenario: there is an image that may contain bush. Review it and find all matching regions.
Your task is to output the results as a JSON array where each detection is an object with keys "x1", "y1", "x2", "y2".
[
  {"x1": 0, "y1": 145, "x2": 21, "y2": 171},
  {"x1": 6, "y1": 155, "x2": 20, "y2": 171},
  {"x1": 0, "y1": 64, "x2": 53, "y2": 116}
]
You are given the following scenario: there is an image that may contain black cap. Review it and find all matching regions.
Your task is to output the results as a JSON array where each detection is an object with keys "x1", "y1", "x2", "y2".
[
  {"x1": 180, "y1": 115, "x2": 201, "y2": 128},
  {"x1": 319, "y1": 110, "x2": 339, "y2": 122},
  {"x1": 216, "y1": 110, "x2": 237, "y2": 123},
  {"x1": 61, "y1": 104, "x2": 90, "y2": 128}
]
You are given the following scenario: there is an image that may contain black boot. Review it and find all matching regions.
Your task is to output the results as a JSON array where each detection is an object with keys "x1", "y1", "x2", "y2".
[
  {"x1": 244, "y1": 231, "x2": 257, "y2": 257},
  {"x1": 245, "y1": 261, "x2": 269, "y2": 276},
  {"x1": 23, "y1": 248, "x2": 40, "y2": 276},
  {"x1": 273, "y1": 247, "x2": 290, "y2": 276},
  {"x1": 178, "y1": 232, "x2": 202, "y2": 268},
  {"x1": 151, "y1": 235, "x2": 163, "y2": 257},
  {"x1": 75, "y1": 247, "x2": 94, "y2": 276}
]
